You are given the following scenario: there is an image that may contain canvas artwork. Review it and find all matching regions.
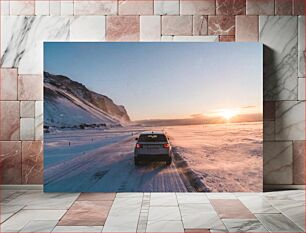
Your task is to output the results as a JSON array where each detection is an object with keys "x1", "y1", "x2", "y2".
[{"x1": 44, "y1": 42, "x2": 263, "y2": 192}]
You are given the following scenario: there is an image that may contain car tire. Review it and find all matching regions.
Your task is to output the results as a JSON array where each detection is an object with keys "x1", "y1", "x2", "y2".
[
  {"x1": 134, "y1": 159, "x2": 140, "y2": 166},
  {"x1": 166, "y1": 157, "x2": 172, "y2": 166}
]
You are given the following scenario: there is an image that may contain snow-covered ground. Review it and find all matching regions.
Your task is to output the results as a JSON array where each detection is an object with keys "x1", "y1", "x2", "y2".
[
  {"x1": 165, "y1": 122, "x2": 263, "y2": 192},
  {"x1": 44, "y1": 122, "x2": 262, "y2": 192}
]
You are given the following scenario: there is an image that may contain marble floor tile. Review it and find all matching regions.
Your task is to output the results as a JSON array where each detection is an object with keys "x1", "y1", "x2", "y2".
[
  {"x1": 176, "y1": 193, "x2": 210, "y2": 204},
  {"x1": 58, "y1": 201, "x2": 113, "y2": 226},
  {"x1": 52, "y1": 226, "x2": 103, "y2": 232},
  {"x1": 256, "y1": 213, "x2": 304, "y2": 232},
  {"x1": 1, "y1": 191, "x2": 27, "y2": 203},
  {"x1": 210, "y1": 199, "x2": 256, "y2": 219},
  {"x1": 20, "y1": 220, "x2": 58, "y2": 232},
  {"x1": 268, "y1": 200, "x2": 305, "y2": 231},
  {"x1": 223, "y1": 219, "x2": 268, "y2": 232},
  {"x1": 102, "y1": 206, "x2": 141, "y2": 232},
  {"x1": 0, "y1": 190, "x2": 18, "y2": 201},
  {"x1": 116, "y1": 192, "x2": 143, "y2": 198},
  {"x1": 146, "y1": 220, "x2": 184, "y2": 233},
  {"x1": 180, "y1": 204, "x2": 221, "y2": 229},
  {"x1": 77, "y1": 193, "x2": 116, "y2": 201},
  {"x1": 238, "y1": 195, "x2": 279, "y2": 213},
  {"x1": 206, "y1": 193, "x2": 237, "y2": 199},
  {"x1": 0, "y1": 209, "x2": 66, "y2": 232},
  {"x1": 6, "y1": 191, "x2": 79, "y2": 210},
  {"x1": 148, "y1": 206, "x2": 181, "y2": 221},
  {"x1": 262, "y1": 190, "x2": 305, "y2": 201},
  {"x1": 150, "y1": 193, "x2": 178, "y2": 206},
  {"x1": 182, "y1": 211, "x2": 222, "y2": 229},
  {"x1": 184, "y1": 229, "x2": 210, "y2": 233},
  {"x1": 1, "y1": 204, "x2": 25, "y2": 223}
]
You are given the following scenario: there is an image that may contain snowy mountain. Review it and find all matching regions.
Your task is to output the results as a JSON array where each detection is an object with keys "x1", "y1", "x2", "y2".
[{"x1": 44, "y1": 72, "x2": 130, "y2": 129}]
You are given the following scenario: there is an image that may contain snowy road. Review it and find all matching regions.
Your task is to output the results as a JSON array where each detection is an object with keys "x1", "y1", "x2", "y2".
[{"x1": 44, "y1": 131, "x2": 189, "y2": 192}]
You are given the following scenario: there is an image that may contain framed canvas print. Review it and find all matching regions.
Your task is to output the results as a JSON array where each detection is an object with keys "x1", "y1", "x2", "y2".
[{"x1": 44, "y1": 42, "x2": 263, "y2": 192}]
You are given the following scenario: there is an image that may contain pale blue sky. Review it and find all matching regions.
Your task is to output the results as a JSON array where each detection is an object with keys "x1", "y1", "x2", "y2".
[{"x1": 44, "y1": 42, "x2": 262, "y2": 121}]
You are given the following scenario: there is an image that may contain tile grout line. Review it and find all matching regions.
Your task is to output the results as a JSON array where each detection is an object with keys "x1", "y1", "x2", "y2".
[{"x1": 136, "y1": 193, "x2": 150, "y2": 232}]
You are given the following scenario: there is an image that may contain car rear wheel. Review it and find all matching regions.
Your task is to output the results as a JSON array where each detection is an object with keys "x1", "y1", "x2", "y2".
[
  {"x1": 166, "y1": 157, "x2": 172, "y2": 166},
  {"x1": 134, "y1": 159, "x2": 140, "y2": 166}
]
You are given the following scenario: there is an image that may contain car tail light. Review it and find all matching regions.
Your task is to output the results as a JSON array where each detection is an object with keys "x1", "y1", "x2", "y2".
[
  {"x1": 136, "y1": 143, "x2": 142, "y2": 148},
  {"x1": 163, "y1": 143, "x2": 170, "y2": 148}
]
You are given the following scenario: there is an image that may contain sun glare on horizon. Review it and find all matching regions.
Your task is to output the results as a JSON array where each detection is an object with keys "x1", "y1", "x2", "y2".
[{"x1": 218, "y1": 109, "x2": 240, "y2": 120}]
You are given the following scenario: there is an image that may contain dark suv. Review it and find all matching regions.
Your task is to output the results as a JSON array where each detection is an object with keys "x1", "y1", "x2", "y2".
[{"x1": 134, "y1": 131, "x2": 172, "y2": 166}]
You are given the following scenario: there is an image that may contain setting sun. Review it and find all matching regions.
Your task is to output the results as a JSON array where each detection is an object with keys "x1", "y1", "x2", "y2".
[{"x1": 219, "y1": 109, "x2": 239, "y2": 120}]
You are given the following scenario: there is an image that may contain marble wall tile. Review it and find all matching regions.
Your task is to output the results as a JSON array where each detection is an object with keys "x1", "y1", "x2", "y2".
[
  {"x1": 216, "y1": 0, "x2": 246, "y2": 15},
  {"x1": 208, "y1": 16, "x2": 235, "y2": 35},
  {"x1": 264, "y1": 120, "x2": 275, "y2": 141},
  {"x1": 219, "y1": 35, "x2": 235, "y2": 42},
  {"x1": 0, "y1": 101, "x2": 20, "y2": 140},
  {"x1": 275, "y1": 0, "x2": 293, "y2": 15},
  {"x1": 1, "y1": 16, "x2": 70, "y2": 74},
  {"x1": 70, "y1": 16, "x2": 106, "y2": 41},
  {"x1": 20, "y1": 101, "x2": 35, "y2": 118},
  {"x1": 140, "y1": 16, "x2": 161, "y2": 41},
  {"x1": 264, "y1": 101, "x2": 275, "y2": 121},
  {"x1": 154, "y1": 0, "x2": 179, "y2": 15},
  {"x1": 298, "y1": 78, "x2": 305, "y2": 100},
  {"x1": 1, "y1": 0, "x2": 10, "y2": 15},
  {"x1": 236, "y1": 15, "x2": 258, "y2": 41},
  {"x1": 74, "y1": 1, "x2": 117, "y2": 15},
  {"x1": 0, "y1": 141, "x2": 22, "y2": 184},
  {"x1": 293, "y1": 0, "x2": 305, "y2": 15},
  {"x1": 119, "y1": 0, "x2": 153, "y2": 15},
  {"x1": 18, "y1": 75, "x2": 43, "y2": 100},
  {"x1": 263, "y1": 141, "x2": 293, "y2": 184},
  {"x1": 161, "y1": 35, "x2": 218, "y2": 41},
  {"x1": 246, "y1": 0, "x2": 274, "y2": 15},
  {"x1": 35, "y1": 1, "x2": 50, "y2": 16},
  {"x1": 106, "y1": 16, "x2": 139, "y2": 41},
  {"x1": 61, "y1": 1, "x2": 74, "y2": 16},
  {"x1": 22, "y1": 141, "x2": 43, "y2": 184},
  {"x1": 180, "y1": 0, "x2": 215, "y2": 15},
  {"x1": 10, "y1": 0, "x2": 35, "y2": 15},
  {"x1": 35, "y1": 101, "x2": 43, "y2": 140},
  {"x1": 193, "y1": 16, "x2": 208, "y2": 35},
  {"x1": 275, "y1": 101, "x2": 305, "y2": 140},
  {"x1": 293, "y1": 140, "x2": 305, "y2": 184},
  {"x1": 0, "y1": 68, "x2": 17, "y2": 100},
  {"x1": 50, "y1": 1, "x2": 61, "y2": 16},
  {"x1": 162, "y1": 16, "x2": 192, "y2": 36},
  {"x1": 298, "y1": 16, "x2": 305, "y2": 78},
  {"x1": 20, "y1": 118, "x2": 35, "y2": 140},
  {"x1": 260, "y1": 16, "x2": 298, "y2": 100}
]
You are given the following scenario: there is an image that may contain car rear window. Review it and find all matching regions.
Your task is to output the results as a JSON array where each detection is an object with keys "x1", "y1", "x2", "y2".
[{"x1": 138, "y1": 134, "x2": 167, "y2": 142}]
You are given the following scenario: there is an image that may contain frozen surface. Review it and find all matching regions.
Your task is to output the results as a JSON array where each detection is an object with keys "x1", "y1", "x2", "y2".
[
  {"x1": 165, "y1": 122, "x2": 263, "y2": 192},
  {"x1": 44, "y1": 122, "x2": 262, "y2": 192}
]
